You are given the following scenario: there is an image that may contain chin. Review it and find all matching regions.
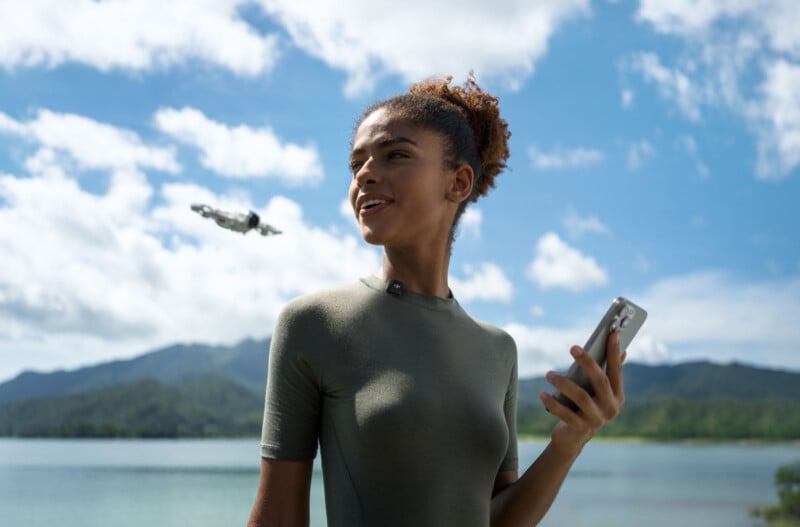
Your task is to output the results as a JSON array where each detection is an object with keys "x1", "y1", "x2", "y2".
[
  {"x1": 360, "y1": 231, "x2": 387, "y2": 246},
  {"x1": 359, "y1": 224, "x2": 398, "y2": 247}
]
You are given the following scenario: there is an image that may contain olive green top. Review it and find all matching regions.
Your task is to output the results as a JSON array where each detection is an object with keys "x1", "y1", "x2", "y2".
[{"x1": 260, "y1": 276, "x2": 518, "y2": 527}]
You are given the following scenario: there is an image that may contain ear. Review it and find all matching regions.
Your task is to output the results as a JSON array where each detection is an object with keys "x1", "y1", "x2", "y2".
[{"x1": 446, "y1": 163, "x2": 474, "y2": 204}]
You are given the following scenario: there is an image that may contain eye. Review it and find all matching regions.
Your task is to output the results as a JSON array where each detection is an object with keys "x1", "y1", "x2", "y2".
[
  {"x1": 349, "y1": 160, "x2": 364, "y2": 175},
  {"x1": 387, "y1": 150, "x2": 409, "y2": 161}
]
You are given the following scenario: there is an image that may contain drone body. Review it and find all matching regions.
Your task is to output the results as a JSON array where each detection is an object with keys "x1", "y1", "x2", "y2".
[{"x1": 191, "y1": 203, "x2": 282, "y2": 236}]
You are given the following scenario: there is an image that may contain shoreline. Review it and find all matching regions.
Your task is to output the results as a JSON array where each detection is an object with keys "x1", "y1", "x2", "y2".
[
  {"x1": 2, "y1": 434, "x2": 799, "y2": 446},
  {"x1": 515, "y1": 433, "x2": 800, "y2": 446}
]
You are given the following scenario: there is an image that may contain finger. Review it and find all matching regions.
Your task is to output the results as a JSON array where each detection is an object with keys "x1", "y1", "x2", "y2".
[
  {"x1": 546, "y1": 369, "x2": 599, "y2": 418},
  {"x1": 539, "y1": 390, "x2": 582, "y2": 425},
  {"x1": 569, "y1": 345, "x2": 612, "y2": 403},
  {"x1": 606, "y1": 331, "x2": 624, "y2": 399}
]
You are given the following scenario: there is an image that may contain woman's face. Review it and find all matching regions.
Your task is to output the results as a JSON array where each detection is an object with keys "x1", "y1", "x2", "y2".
[{"x1": 348, "y1": 108, "x2": 459, "y2": 249}]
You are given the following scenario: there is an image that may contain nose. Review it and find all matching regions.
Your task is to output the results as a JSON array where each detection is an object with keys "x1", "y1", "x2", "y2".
[{"x1": 354, "y1": 157, "x2": 379, "y2": 187}]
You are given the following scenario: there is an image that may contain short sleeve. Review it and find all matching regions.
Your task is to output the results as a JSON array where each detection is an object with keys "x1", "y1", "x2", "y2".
[
  {"x1": 499, "y1": 347, "x2": 519, "y2": 472},
  {"x1": 260, "y1": 301, "x2": 323, "y2": 460}
]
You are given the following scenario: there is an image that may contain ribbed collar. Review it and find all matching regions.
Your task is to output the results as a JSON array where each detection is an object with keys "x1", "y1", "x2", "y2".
[{"x1": 360, "y1": 275, "x2": 463, "y2": 314}]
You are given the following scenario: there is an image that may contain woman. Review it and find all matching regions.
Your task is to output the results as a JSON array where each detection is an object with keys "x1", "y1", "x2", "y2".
[{"x1": 247, "y1": 76, "x2": 625, "y2": 526}]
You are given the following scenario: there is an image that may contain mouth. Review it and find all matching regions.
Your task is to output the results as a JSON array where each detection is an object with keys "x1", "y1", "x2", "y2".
[
  {"x1": 356, "y1": 194, "x2": 394, "y2": 216},
  {"x1": 361, "y1": 199, "x2": 386, "y2": 210}
]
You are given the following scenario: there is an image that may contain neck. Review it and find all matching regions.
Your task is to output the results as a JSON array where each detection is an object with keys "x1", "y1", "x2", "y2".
[{"x1": 378, "y1": 243, "x2": 452, "y2": 298}]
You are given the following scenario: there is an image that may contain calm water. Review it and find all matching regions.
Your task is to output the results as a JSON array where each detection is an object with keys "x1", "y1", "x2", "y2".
[{"x1": 0, "y1": 438, "x2": 795, "y2": 526}]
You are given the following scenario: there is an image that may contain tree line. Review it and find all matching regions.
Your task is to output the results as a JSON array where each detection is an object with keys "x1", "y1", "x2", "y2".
[{"x1": 2, "y1": 377, "x2": 800, "y2": 440}]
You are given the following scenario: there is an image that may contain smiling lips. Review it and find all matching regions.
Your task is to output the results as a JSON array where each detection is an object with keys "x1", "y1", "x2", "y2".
[{"x1": 357, "y1": 194, "x2": 394, "y2": 216}]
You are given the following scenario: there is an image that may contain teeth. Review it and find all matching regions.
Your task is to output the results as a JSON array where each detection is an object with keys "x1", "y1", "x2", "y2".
[{"x1": 361, "y1": 199, "x2": 385, "y2": 209}]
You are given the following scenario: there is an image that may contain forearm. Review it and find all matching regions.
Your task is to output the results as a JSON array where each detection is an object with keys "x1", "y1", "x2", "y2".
[
  {"x1": 247, "y1": 458, "x2": 312, "y2": 527},
  {"x1": 490, "y1": 441, "x2": 581, "y2": 527}
]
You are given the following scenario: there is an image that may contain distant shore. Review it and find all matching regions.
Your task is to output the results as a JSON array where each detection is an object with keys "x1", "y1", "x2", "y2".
[
  {"x1": 2, "y1": 434, "x2": 799, "y2": 446},
  {"x1": 516, "y1": 433, "x2": 800, "y2": 445}
]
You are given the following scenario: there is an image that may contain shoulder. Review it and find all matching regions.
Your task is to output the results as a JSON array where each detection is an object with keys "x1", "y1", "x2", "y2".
[
  {"x1": 276, "y1": 279, "x2": 372, "y2": 332},
  {"x1": 269, "y1": 280, "x2": 380, "y2": 373},
  {"x1": 466, "y1": 313, "x2": 515, "y2": 344},
  {"x1": 269, "y1": 281, "x2": 367, "y2": 367},
  {"x1": 461, "y1": 312, "x2": 517, "y2": 357},
  {"x1": 455, "y1": 312, "x2": 517, "y2": 383}
]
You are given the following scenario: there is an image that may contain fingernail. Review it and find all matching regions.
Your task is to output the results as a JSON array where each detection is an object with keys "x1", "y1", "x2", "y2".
[
  {"x1": 539, "y1": 391, "x2": 550, "y2": 402},
  {"x1": 570, "y1": 346, "x2": 584, "y2": 358},
  {"x1": 546, "y1": 371, "x2": 557, "y2": 382}
]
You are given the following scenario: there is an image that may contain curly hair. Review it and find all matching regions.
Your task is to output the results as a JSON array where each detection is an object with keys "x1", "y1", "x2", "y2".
[{"x1": 356, "y1": 74, "x2": 511, "y2": 243}]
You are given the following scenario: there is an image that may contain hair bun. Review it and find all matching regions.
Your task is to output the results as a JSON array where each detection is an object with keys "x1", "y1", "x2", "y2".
[{"x1": 408, "y1": 73, "x2": 510, "y2": 201}]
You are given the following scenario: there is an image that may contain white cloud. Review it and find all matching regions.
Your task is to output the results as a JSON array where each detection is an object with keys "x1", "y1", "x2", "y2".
[
  {"x1": 627, "y1": 140, "x2": 656, "y2": 169},
  {"x1": 0, "y1": 0, "x2": 279, "y2": 76},
  {"x1": 633, "y1": 0, "x2": 800, "y2": 180},
  {"x1": 0, "y1": 110, "x2": 180, "y2": 173},
  {"x1": 637, "y1": 0, "x2": 800, "y2": 58},
  {"x1": 257, "y1": 0, "x2": 591, "y2": 96},
  {"x1": 563, "y1": 207, "x2": 608, "y2": 239},
  {"x1": 506, "y1": 270, "x2": 800, "y2": 377},
  {"x1": 0, "y1": 1, "x2": 592, "y2": 96},
  {"x1": 0, "y1": 113, "x2": 27, "y2": 135},
  {"x1": 677, "y1": 134, "x2": 711, "y2": 178},
  {"x1": 505, "y1": 315, "x2": 667, "y2": 378},
  {"x1": 621, "y1": 89, "x2": 634, "y2": 108},
  {"x1": 636, "y1": 0, "x2": 756, "y2": 37},
  {"x1": 529, "y1": 145, "x2": 605, "y2": 170},
  {"x1": 504, "y1": 322, "x2": 589, "y2": 377},
  {"x1": 526, "y1": 232, "x2": 607, "y2": 292},
  {"x1": 450, "y1": 263, "x2": 513, "y2": 303},
  {"x1": 633, "y1": 271, "x2": 800, "y2": 367},
  {"x1": 459, "y1": 208, "x2": 483, "y2": 240},
  {"x1": 154, "y1": 107, "x2": 323, "y2": 185},
  {"x1": 339, "y1": 197, "x2": 354, "y2": 219},
  {"x1": 629, "y1": 52, "x2": 702, "y2": 121},
  {"x1": 755, "y1": 60, "x2": 800, "y2": 179},
  {"x1": 0, "y1": 163, "x2": 379, "y2": 381},
  {"x1": 338, "y1": 197, "x2": 362, "y2": 235}
]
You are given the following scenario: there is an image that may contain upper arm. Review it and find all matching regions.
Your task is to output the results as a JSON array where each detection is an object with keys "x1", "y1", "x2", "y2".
[
  {"x1": 500, "y1": 342, "x2": 519, "y2": 472},
  {"x1": 493, "y1": 469, "x2": 518, "y2": 497},
  {"x1": 248, "y1": 457, "x2": 314, "y2": 527},
  {"x1": 261, "y1": 301, "x2": 324, "y2": 461}
]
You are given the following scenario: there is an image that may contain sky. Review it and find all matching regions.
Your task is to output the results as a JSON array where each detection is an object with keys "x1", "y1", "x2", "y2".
[{"x1": 0, "y1": 0, "x2": 799, "y2": 383}]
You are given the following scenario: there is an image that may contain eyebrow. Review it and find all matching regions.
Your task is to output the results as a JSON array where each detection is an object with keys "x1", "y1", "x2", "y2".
[{"x1": 350, "y1": 136, "x2": 418, "y2": 159}]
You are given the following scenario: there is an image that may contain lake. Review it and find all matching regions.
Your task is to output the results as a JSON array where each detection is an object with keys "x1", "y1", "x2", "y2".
[{"x1": 0, "y1": 438, "x2": 795, "y2": 526}]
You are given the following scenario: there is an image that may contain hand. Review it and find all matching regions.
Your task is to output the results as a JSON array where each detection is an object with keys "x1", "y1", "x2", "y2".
[{"x1": 539, "y1": 331, "x2": 627, "y2": 458}]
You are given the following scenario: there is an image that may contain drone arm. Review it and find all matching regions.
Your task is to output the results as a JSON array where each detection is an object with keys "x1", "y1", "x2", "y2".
[{"x1": 256, "y1": 223, "x2": 282, "y2": 236}]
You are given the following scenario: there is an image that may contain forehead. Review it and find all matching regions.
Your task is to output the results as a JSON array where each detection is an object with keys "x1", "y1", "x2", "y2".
[{"x1": 351, "y1": 108, "x2": 436, "y2": 154}]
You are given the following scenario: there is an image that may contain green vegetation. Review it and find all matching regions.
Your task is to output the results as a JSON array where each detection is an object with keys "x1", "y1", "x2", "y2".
[
  {"x1": 518, "y1": 400, "x2": 800, "y2": 441},
  {"x1": 1, "y1": 345, "x2": 799, "y2": 440},
  {"x1": 0, "y1": 376, "x2": 264, "y2": 438},
  {"x1": 753, "y1": 461, "x2": 800, "y2": 526},
  {"x1": 3, "y1": 385, "x2": 800, "y2": 439}
]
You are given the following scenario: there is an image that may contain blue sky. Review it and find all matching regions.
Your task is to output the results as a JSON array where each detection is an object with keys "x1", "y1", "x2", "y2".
[{"x1": 1, "y1": 0, "x2": 799, "y2": 383}]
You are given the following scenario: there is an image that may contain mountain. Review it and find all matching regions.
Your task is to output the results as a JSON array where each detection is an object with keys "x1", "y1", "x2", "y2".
[
  {"x1": 519, "y1": 361, "x2": 800, "y2": 405},
  {"x1": 0, "y1": 338, "x2": 270, "y2": 404},
  {"x1": 517, "y1": 361, "x2": 800, "y2": 441},
  {"x1": 0, "y1": 375, "x2": 264, "y2": 437},
  {"x1": 1, "y1": 339, "x2": 799, "y2": 439}
]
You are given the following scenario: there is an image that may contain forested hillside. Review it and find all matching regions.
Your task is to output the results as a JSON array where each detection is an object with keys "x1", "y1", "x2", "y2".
[{"x1": 1, "y1": 339, "x2": 798, "y2": 439}]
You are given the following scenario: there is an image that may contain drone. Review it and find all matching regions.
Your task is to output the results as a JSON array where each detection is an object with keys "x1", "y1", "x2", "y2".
[{"x1": 191, "y1": 203, "x2": 282, "y2": 236}]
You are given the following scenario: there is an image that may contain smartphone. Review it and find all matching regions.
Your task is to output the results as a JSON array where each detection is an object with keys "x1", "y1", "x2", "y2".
[{"x1": 553, "y1": 297, "x2": 647, "y2": 411}]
